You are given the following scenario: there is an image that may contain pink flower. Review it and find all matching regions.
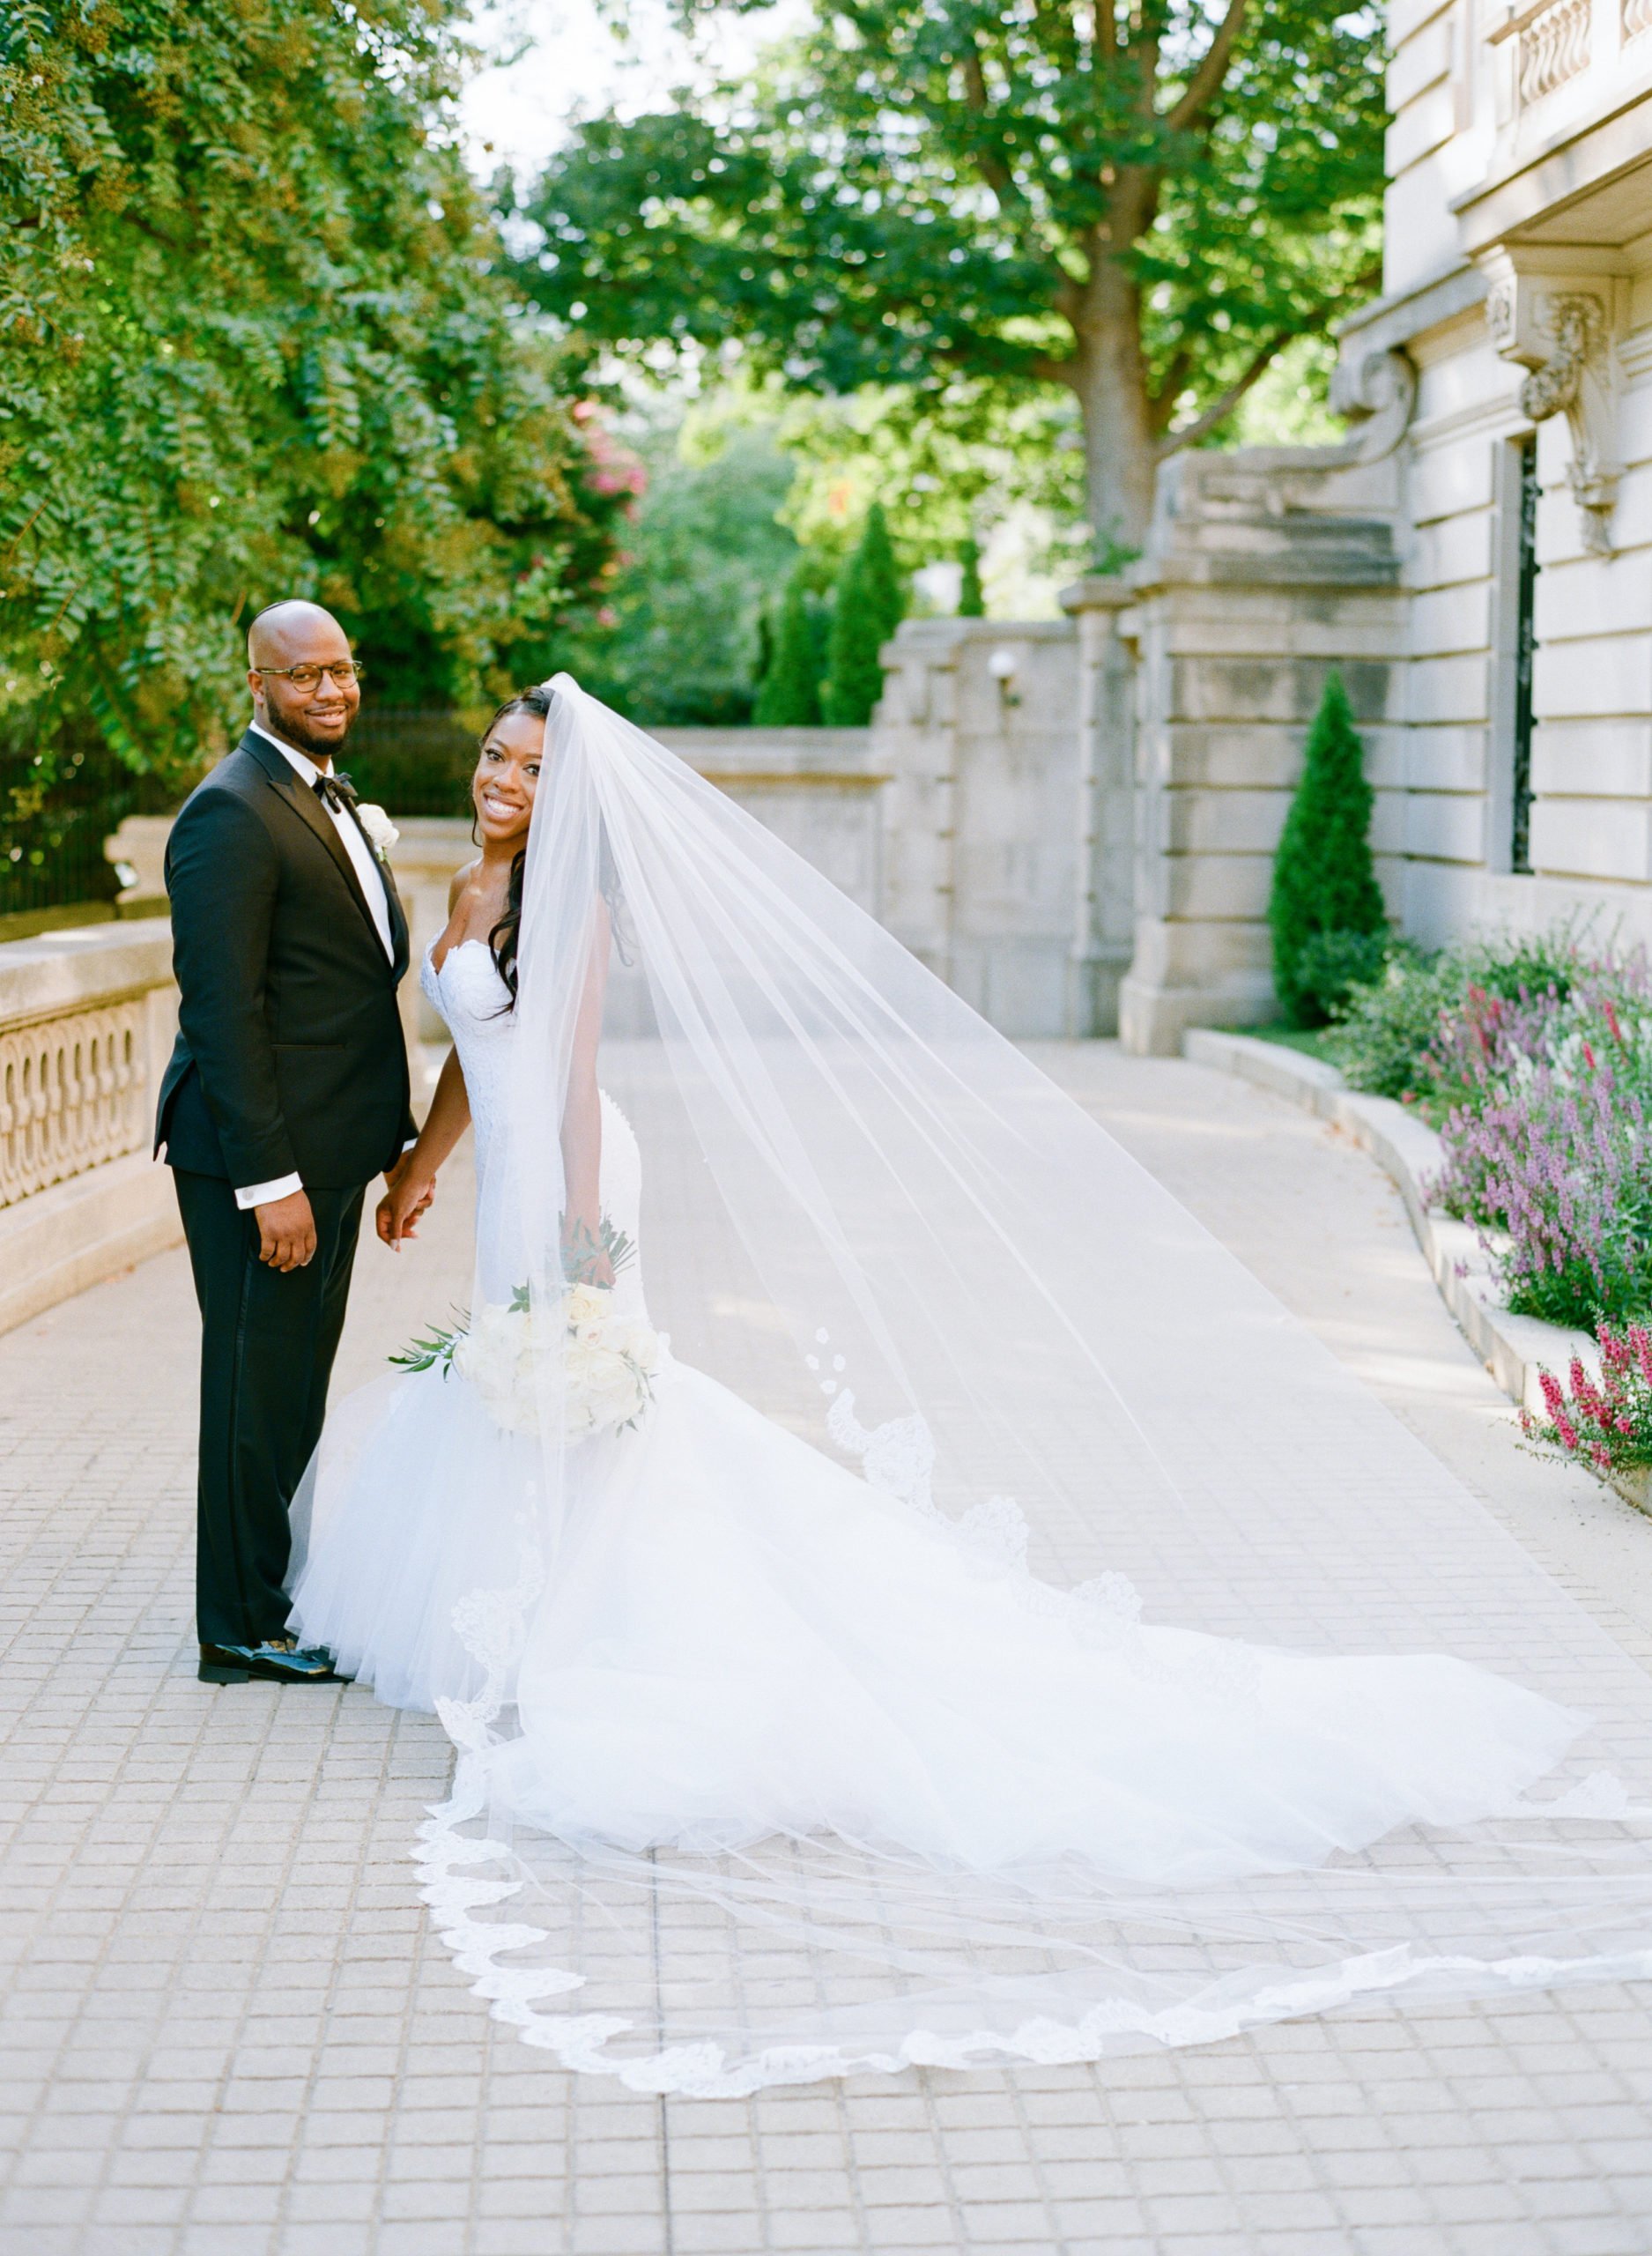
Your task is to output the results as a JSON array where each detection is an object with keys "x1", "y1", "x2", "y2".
[
  {"x1": 1632, "y1": 1326, "x2": 1652, "y2": 1388},
  {"x1": 1555, "y1": 1412, "x2": 1580, "y2": 1451}
]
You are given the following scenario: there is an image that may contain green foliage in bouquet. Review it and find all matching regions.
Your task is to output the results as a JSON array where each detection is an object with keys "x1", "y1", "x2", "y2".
[
  {"x1": 389, "y1": 1307, "x2": 471, "y2": 1380},
  {"x1": 389, "y1": 1221, "x2": 636, "y2": 1374},
  {"x1": 1269, "y1": 674, "x2": 1388, "y2": 1028},
  {"x1": 560, "y1": 1217, "x2": 637, "y2": 1288}
]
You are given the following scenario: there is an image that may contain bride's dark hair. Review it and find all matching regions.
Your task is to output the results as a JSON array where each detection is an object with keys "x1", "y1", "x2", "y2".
[
  {"x1": 475, "y1": 680, "x2": 630, "y2": 1010},
  {"x1": 475, "y1": 686, "x2": 554, "y2": 1008}
]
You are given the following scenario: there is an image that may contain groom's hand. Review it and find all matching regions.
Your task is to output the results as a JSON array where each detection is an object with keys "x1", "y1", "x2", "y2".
[{"x1": 255, "y1": 1188, "x2": 317, "y2": 1273}]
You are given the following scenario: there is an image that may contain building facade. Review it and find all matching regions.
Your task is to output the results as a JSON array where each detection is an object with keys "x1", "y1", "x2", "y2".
[{"x1": 1117, "y1": 0, "x2": 1652, "y2": 1047}]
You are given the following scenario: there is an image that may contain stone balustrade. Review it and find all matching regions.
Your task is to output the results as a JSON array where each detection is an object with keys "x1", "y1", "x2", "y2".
[{"x1": 0, "y1": 922, "x2": 182, "y2": 1334}]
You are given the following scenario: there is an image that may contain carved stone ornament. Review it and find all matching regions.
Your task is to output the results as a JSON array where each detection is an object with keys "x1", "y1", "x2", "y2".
[
  {"x1": 1485, "y1": 282, "x2": 1516, "y2": 352},
  {"x1": 1326, "y1": 347, "x2": 1419, "y2": 465},
  {"x1": 1479, "y1": 257, "x2": 1621, "y2": 556}
]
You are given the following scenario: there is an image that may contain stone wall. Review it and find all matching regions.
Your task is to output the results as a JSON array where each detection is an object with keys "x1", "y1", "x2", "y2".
[
  {"x1": 0, "y1": 923, "x2": 181, "y2": 1333},
  {"x1": 872, "y1": 616, "x2": 1125, "y2": 1037}
]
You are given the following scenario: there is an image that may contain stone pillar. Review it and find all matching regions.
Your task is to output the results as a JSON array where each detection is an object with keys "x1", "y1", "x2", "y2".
[
  {"x1": 1115, "y1": 447, "x2": 1405, "y2": 1055},
  {"x1": 1059, "y1": 578, "x2": 1137, "y2": 1036},
  {"x1": 871, "y1": 618, "x2": 1083, "y2": 1037}
]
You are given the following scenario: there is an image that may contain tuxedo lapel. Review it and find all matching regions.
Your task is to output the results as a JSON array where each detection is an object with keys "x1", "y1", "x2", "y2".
[
  {"x1": 380, "y1": 856, "x2": 411, "y2": 983},
  {"x1": 352, "y1": 808, "x2": 411, "y2": 982},
  {"x1": 239, "y1": 730, "x2": 395, "y2": 969}
]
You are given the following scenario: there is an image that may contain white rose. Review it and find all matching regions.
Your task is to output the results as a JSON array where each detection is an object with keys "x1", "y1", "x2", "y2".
[
  {"x1": 357, "y1": 801, "x2": 399, "y2": 861},
  {"x1": 565, "y1": 1283, "x2": 609, "y2": 1334}
]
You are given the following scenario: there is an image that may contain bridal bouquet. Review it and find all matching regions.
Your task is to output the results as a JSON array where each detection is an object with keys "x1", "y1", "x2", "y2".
[{"x1": 392, "y1": 1222, "x2": 661, "y2": 1441}]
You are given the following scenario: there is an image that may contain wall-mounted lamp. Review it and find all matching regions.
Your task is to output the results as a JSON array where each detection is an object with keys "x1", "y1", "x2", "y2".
[{"x1": 987, "y1": 646, "x2": 1021, "y2": 709}]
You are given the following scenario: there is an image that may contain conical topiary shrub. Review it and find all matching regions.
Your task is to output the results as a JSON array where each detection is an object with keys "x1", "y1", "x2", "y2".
[
  {"x1": 753, "y1": 579, "x2": 823, "y2": 727},
  {"x1": 821, "y1": 504, "x2": 904, "y2": 725},
  {"x1": 958, "y1": 536, "x2": 985, "y2": 618},
  {"x1": 1268, "y1": 671, "x2": 1388, "y2": 1028}
]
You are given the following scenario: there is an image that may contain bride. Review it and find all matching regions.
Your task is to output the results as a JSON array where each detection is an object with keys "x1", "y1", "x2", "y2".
[{"x1": 289, "y1": 675, "x2": 1652, "y2": 2095}]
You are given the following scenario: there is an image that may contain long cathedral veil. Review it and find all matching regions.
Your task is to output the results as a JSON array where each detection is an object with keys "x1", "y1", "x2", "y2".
[{"x1": 416, "y1": 673, "x2": 1652, "y2": 2095}]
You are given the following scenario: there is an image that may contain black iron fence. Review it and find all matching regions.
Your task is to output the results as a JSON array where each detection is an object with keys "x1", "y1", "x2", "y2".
[
  {"x1": 0, "y1": 710, "x2": 478, "y2": 930},
  {"x1": 340, "y1": 709, "x2": 478, "y2": 820},
  {"x1": 0, "y1": 732, "x2": 169, "y2": 924}
]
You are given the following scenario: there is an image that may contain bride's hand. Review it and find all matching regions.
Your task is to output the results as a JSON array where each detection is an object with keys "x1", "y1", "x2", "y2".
[
  {"x1": 378, "y1": 1164, "x2": 436, "y2": 1250},
  {"x1": 560, "y1": 1216, "x2": 616, "y2": 1288}
]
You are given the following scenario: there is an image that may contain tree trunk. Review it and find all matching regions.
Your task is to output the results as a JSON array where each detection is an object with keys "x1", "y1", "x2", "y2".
[{"x1": 1067, "y1": 249, "x2": 1159, "y2": 557}]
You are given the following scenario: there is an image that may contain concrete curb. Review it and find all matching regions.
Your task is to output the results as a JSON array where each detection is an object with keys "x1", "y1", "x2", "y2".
[{"x1": 1179, "y1": 1030, "x2": 1652, "y2": 1515}]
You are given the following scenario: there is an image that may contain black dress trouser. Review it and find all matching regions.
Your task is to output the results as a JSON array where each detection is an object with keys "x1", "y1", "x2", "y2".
[{"x1": 172, "y1": 1169, "x2": 367, "y2": 1649}]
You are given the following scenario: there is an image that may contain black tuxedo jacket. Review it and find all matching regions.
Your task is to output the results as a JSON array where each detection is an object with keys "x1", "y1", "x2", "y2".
[{"x1": 156, "y1": 727, "x2": 416, "y2": 1191}]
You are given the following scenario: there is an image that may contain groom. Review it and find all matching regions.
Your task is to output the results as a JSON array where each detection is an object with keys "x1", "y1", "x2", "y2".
[{"x1": 157, "y1": 599, "x2": 425, "y2": 1686}]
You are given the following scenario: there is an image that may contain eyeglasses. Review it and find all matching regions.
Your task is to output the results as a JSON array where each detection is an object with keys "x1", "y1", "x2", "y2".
[{"x1": 254, "y1": 660, "x2": 366, "y2": 691}]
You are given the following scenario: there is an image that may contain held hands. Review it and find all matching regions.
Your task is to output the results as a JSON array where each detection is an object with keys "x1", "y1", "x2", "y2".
[
  {"x1": 255, "y1": 1188, "x2": 317, "y2": 1273},
  {"x1": 377, "y1": 1151, "x2": 436, "y2": 1251}
]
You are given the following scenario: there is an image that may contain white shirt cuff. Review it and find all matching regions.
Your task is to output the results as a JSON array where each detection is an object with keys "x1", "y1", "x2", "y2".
[{"x1": 234, "y1": 1172, "x2": 302, "y2": 1211}]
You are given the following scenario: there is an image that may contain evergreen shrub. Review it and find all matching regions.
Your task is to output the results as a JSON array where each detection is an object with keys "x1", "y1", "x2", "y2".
[
  {"x1": 1268, "y1": 672, "x2": 1387, "y2": 1027},
  {"x1": 822, "y1": 506, "x2": 905, "y2": 725},
  {"x1": 754, "y1": 581, "x2": 825, "y2": 726}
]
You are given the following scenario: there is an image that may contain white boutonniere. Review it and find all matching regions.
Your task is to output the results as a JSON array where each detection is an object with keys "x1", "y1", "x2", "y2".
[{"x1": 357, "y1": 803, "x2": 398, "y2": 863}]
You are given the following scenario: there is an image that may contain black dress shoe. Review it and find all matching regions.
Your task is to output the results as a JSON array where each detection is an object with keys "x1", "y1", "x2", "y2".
[{"x1": 198, "y1": 1638, "x2": 344, "y2": 1685}]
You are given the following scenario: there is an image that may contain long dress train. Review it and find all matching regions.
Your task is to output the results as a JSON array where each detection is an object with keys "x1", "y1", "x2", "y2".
[{"x1": 287, "y1": 896, "x2": 1648, "y2": 2092}]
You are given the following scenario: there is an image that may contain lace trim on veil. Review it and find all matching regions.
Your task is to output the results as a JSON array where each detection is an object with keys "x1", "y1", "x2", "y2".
[{"x1": 411, "y1": 1406, "x2": 1652, "y2": 2099}]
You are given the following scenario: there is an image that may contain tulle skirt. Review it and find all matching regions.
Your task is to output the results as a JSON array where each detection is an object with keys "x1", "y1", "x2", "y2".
[{"x1": 291, "y1": 1351, "x2": 1578, "y2": 1886}]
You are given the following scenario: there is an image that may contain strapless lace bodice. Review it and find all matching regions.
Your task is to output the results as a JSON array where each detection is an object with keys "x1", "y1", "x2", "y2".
[{"x1": 420, "y1": 940, "x2": 515, "y2": 1176}]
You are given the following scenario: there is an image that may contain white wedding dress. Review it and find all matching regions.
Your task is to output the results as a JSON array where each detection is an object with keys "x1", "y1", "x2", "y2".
[
  {"x1": 293, "y1": 946, "x2": 1573, "y2": 1915},
  {"x1": 285, "y1": 679, "x2": 1652, "y2": 2094}
]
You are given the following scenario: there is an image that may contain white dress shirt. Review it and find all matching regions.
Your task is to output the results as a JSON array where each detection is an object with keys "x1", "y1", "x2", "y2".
[{"x1": 233, "y1": 721, "x2": 407, "y2": 1211}]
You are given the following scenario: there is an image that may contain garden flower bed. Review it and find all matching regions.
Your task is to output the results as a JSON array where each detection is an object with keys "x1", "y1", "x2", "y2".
[{"x1": 1186, "y1": 928, "x2": 1652, "y2": 1516}]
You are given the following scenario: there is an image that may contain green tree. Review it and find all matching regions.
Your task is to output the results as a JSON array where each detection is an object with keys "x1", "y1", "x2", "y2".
[
  {"x1": 558, "y1": 409, "x2": 803, "y2": 725},
  {"x1": 755, "y1": 578, "x2": 825, "y2": 726},
  {"x1": 0, "y1": 0, "x2": 620, "y2": 798},
  {"x1": 520, "y1": 0, "x2": 1383, "y2": 549},
  {"x1": 958, "y1": 537, "x2": 986, "y2": 618},
  {"x1": 823, "y1": 504, "x2": 904, "y2": 726},
  {"x1": 1269, "y1": 672, "x2": 1388, "y2": 1028}
]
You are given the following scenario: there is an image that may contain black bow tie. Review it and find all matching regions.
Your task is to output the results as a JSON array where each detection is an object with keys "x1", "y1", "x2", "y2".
[{"x1": 313, "y1": 769, "x2": 358, "y2": 813}]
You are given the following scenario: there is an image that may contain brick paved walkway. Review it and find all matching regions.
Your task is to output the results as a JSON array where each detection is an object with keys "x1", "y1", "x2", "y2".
[{"x1": 4, "y1": 1044, "x2": 1651, "y2": 2256}]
